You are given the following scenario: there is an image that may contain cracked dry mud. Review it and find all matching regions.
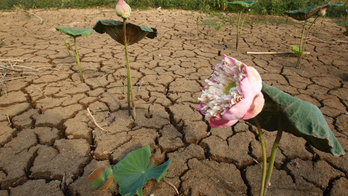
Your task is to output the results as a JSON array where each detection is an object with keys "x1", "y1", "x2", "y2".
[{"x1": 0, "y1": 8, "x2": 348, "y2": 196}]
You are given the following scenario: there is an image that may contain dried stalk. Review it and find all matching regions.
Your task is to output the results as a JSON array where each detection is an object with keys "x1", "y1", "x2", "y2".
[
  {"x1": 87, "y1": 107, "x2": 106, "y2": 133},
  {"x1": 0, "y1": 65, "x2": 23, "y2": 72},
  {"x1": 0, "y1": 59, "x2": 24, "y2": 62},
  {"x1": 22, "y1": 10, "x2": 44, "y2": 24},
  {"x1": 247, "y1": 51, "x2": 310, "y2": 55},
  {"x1": 163, "y1": 179, "x2": 179, "y2": 195}
]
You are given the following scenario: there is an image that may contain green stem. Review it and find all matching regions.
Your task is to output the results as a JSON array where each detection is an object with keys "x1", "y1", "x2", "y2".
[
  {"x1": 236, "y1": 10, "x2": 242, "y2": 49},
  {"x1": 301, "y1": 16, "x2": 319, "y2": 57},
  {"x1": 262, "y1": 114, "x2": 283, "y2": 196},
  {"x1": 108, "y1": 187, "x2": 114, "y2": 196},
  {"x1": 64, "y1": 38, "x2": 71, "y2": 55},
  {"x1": 73, "y1": 37, "x2": 84, "y2": 82},
  {"x1": 321, "y1": 15, "x2": 325, "y2": 29},
  {"x1": 254, "y1": 117, "x2": 267, "y2": 196},
  {"x1": 123, "y1": 18, "x2": 136, "y2": 119},
  {"x1": 296, "y1": 21, "x2": 307, "y2": 68},
  {"x1": 239, "y1": 11, "x2": 248, "y2": 38}
]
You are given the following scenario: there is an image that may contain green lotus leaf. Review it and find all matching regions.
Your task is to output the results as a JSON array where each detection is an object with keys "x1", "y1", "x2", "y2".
[
  {"x1": 55, "y1": 27, "x2": 93, "y2": 38},
  {"x1": 328, "y1": 2, "x2": 344, "y2": 7},
  {"x1": 88, "y1": 167, "x2": 113, "y2": 191},
  {"x1": 113, "y1": 145, "x2": 172, "y2": 196},
  {"x1": 285, "y1": 4, "x2": 330, "y2": 21},
  {"x1": 93, "y1": 19, "x2": 158, "y2": 45},
  {"x1": 291, "y1": 45, "x2": 304, "y2": 56},
  {"x1": 248, "y1": 83, "x2": 345, "y2": 156},
  {"x1": 227, "y1": 1, "x2": 257, "y2": 11}
]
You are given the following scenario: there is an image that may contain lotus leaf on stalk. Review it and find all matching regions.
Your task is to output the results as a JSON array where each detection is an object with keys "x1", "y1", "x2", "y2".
[
  {"x1": 285, "y1": 4, "x2": 329, "y2": 21},
  {"x1": 93, "y1": 19, "x2": 157, "y2": 45},
  {"x1": 56, "y1": 27, "x2": 93, "y2": 82},
  {"x1": 93, "y1": 2, "x2": 157, "y2": 118},
  {"x1": 227, "y1": 1, "x2": 257, "y2": 49},
  {"x1": 285, "y1": 4, "x2": 331, "y2": 68}
]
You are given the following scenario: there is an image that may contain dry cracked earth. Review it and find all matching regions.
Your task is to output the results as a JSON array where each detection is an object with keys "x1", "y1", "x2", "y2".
[{"x1": 0, "y1": 8, "x2": 348, "y2": 196}]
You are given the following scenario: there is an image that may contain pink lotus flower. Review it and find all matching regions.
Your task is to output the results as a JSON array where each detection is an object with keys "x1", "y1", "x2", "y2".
[
  {"x1": 319, "y1": 8, "x2": 326, "y2": 16},
  {"x1": 196, "y1": 55, "x2": 265, "y2": 128},
  {"x1": 116, "y1": 0, "x2": 131, "y2": 19}
]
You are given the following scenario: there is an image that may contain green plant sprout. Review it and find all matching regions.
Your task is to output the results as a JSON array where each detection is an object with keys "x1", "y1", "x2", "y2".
[
  {"x1": 227, "y1": 1, "x2": 257, "y2": 49},
  {"x1": 89, "y1": 145, "x2": 172, "y2": 196},
  {"x1": 93, "y1": 4, "x2": 157, "y2": 119},
  {"x1": 249, "y1": 83, "x2": 345, "y2": 196},
  {"x1": 56, "y1": 27, "x2": 93, "y2": 82},
  {"x1": 64, "y1": 38, "x2": 71, "y2": 55},
  {"x1": 0, "y1": 39, "x2": 4, "y2": 45},
  {"x1": 285, "y1": 4, "x2": 329, "y2": 68}
]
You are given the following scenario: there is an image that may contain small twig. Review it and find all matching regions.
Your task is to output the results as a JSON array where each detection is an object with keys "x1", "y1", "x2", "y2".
[
  {"x1": 137, "y1": 81, "x2": 143, "y2": 92},
  {"x1": 0, "y1": 59, "x2": 24, "y2": 62},
  {"x1": 247, "y1": 51, "x2": 310, "y2": 55},
  {"x1": 0, "y1": 65, "x2": 23, "y2": 72},
  {"x1": 163, "y1": 179, "x2": 179, "y2": 195},
  {"x1": 6, "y1": 114, "x2": 11, "y2": 126},
  {"x1": 12, "y1": 65, "x2": 39, "y2": 71},
  {"x1": 22, "y1": 10, "x2": 44, "y2": 24},
  {"x1": 87, "y1": 107, "x2": 106, "y2": 133}
]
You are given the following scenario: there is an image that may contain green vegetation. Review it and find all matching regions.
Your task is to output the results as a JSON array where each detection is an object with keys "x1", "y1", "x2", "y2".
[{"x1": 1, "y1": 0, "x2": 347, "y2": 18}]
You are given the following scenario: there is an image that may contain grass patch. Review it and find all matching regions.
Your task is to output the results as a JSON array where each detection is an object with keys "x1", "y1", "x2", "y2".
[
  {"x1": 201, "y1": 13, "x2": 304, "y2": 31},
  {"x1": 334, "y1": 17, "x2": 348, "y2": 27},
  {"x1": 1, "y1": 0, "x2": 347, "y2": 21}
]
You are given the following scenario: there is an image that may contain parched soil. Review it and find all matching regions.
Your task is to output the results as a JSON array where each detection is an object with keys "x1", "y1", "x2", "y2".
[{"x1": 0, "y1": 8, "x2": 348, "y2": 196}]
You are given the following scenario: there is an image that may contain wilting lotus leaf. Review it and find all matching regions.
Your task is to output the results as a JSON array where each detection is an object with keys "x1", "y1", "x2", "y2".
[
  {"x1": 327, "y1": 2, "x2": 344, "y2": 7},
  {"x1": 285, "y1": 4, "x2": 330, "y2": 21},
  {"x1": 113, "y1": 145, "x2": 172, "y2": 196},
  {"x1": 56, "y1": 27, "x2": 93, "y2": 38},
  {"x1": 248, "y1": 83, "x2": 345, "y2": 156},
  {"x1": 227, "y1": 1, "x2": 257, "y2": 11},
  {"x1": 88, "y1": 167, "x2": 113, "y2": 191},
  {"x1": 93, "y1": 19, "x2": 157, "y2": 45}
]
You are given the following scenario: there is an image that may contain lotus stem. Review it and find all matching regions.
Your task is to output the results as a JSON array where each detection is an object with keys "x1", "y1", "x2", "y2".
[
  {"x1": 64, "y1": 37, "x2": 71, "y2": 55},
  {"x1": 108, "y1": 187, "x2": 115, "y2": 196},
  {"x1": 240, "y1": 12, "x2": 248, "y2": 37},
  {"x1": 254, "y1": 117, "x2": 267, "y2": 196},
  {"x1": 301, "y1": 16, "x2": 319, "y2": 58},
  {"x1": 123, "y1": 18, "x2": 136, "y2": 119},
  {"x1": 321, "y1": 15, "x2": 325, "y2": 29},
  {"x1": 296, "y1": 21, "x2": 307, "y2": 68},
  {"x1": 296, "y1": 16, "x2": 319, "y2": 68},
  {"x1": 262, "y1": 114, "x2": 283, "y2": 196},
  {"x1": 236, "y1": 10, "x2": 242, "y2": 49},
  {"x1": 73, "y1": 37, "x2": 84, "y2": 82},
  {"x1": 197, "y1": 16, "x2": 199, "y2": 36}
]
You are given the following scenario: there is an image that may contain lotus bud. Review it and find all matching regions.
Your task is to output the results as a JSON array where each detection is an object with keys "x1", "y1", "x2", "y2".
[
  {"x1": 319, "y1": 8, "x2": 326, "y2": 16},
  {"x1": 116, "y1": 0, "x2": 131, "y2": 19}
]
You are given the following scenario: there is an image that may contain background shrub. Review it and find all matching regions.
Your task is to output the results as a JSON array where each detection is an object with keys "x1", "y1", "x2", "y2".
[{"x1": 1, "y1": 0, "x2": 347, "y2": 18}]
